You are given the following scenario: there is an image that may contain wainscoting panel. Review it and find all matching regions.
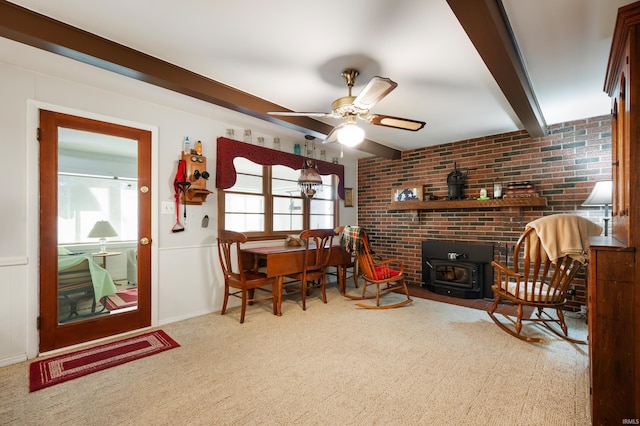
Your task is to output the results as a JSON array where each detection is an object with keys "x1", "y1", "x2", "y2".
[{"x1": 0, "y1": 258, "x2": 28, "y2": 366}]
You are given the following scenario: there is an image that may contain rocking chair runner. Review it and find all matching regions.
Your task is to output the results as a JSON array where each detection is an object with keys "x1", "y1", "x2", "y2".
[
  {"x1": 488, "y1": 214, "x2": 602, "y2": 343},
  {"x1": 341, "y1": 226, "x2": 412, "y2": 309}
]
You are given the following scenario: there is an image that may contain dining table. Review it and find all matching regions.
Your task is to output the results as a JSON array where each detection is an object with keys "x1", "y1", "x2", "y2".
[{"x1": 241, "y1": 243, "x2": 352, "y2": 315}]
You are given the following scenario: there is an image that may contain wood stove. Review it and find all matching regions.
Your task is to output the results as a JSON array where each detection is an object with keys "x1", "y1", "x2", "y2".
[{"x1": 422, "y1": 241, "x2": 494, "y2": 299}]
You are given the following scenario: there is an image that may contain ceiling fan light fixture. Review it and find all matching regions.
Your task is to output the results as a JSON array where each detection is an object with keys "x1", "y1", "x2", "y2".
[{"x1": 337, "y1": 122, "x2": 365, "y2": 147}]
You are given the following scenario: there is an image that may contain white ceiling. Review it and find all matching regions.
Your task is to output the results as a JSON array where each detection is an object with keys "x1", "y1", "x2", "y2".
[{"x1": 5, "y1": 0, "x2": 631, "y2": 155}]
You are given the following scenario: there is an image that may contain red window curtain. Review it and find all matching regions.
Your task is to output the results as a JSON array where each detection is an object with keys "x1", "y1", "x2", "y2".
[{"x1": 215, "y1": 137, "x2": 346, "y2": 199}]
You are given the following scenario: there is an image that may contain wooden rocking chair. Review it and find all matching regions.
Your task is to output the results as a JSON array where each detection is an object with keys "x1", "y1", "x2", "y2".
[
  {"x1": 341, "y1": 226, "x2": 412, "y2": 309},
  {"x1": 488, "y1": 215, "x2": 601, "y2": 343}
]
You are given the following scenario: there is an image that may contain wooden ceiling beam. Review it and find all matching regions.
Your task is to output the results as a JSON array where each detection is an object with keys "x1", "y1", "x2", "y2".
[
  {"x1": 447, "y1": 0, "x2": 548, "y2": 138},
  {"x1": 0, "y1": 1, "x2": 401, "y2": 159}
]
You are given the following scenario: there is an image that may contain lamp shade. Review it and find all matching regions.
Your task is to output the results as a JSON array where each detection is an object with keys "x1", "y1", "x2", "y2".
[
  {"x1": 582, "y1": 181, "x2": 612, "y2": 206},
  {"x1": 88, "y1": 220, "x2": 118, "y2": 238}
]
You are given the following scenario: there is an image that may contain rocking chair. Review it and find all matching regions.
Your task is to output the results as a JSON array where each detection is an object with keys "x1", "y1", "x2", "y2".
[
  {"x1": 488, "y1": 214, "x2": 602, "y2": 343},
  {"x1": 340, "y1": 225, "x2": 412, "y2": 309}
]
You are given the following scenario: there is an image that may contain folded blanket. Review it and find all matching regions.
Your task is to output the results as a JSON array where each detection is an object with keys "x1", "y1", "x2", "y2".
[
  {"x1": 526, "y1": 214, "x2": 603, "y2": 264},
  {"x1": 340, "y1": 225, "x2": 364, "y2": 255}
]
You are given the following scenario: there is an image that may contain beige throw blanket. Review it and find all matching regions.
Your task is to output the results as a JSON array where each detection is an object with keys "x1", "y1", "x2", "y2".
[{"x1": 526, "y1": 214, "x2": 603, "y2": 264}]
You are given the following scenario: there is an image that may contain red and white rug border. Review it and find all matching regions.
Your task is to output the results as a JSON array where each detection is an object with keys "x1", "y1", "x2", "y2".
[{"x1": 29, "y1": 330, "x2": 179, "y2": 392}]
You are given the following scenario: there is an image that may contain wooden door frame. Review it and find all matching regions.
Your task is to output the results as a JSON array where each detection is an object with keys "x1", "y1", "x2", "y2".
[{"x1": 39, "y1": 109, "x2": 153, "y2": 352}]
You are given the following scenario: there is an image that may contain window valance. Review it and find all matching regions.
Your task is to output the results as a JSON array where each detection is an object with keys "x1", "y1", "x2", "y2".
[{"x1": 216, "y1": 137, "x2": 346, "y2": 199}]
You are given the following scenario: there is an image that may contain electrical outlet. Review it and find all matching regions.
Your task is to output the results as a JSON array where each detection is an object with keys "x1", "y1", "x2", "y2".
[{"x1": 161, "y1": 201, "x2": 175, "y2": 214}]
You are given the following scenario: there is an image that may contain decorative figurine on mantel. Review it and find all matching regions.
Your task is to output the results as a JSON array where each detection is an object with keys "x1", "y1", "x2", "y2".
[{"x1": 446, "y1": 162, "x2": 470, "y2": 200}]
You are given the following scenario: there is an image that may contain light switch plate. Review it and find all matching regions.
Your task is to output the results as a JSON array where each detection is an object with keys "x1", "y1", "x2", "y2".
[{"x1": 162, "y1": 201, "x2": 175, "y2": 214}]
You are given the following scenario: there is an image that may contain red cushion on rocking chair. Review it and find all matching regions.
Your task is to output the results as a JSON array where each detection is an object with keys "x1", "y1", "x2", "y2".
[{"x1": 373, "y1": 266, "x2": 400, "y2": 279}]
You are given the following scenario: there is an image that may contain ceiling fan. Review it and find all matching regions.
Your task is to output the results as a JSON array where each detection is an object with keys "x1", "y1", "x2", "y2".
[{"x1": 268, "y1": 69, "x2": 426, "y2": 146}]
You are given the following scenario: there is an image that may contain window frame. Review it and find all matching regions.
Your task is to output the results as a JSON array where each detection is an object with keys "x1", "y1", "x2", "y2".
[{"x1": 218, "y1": 164, "x2": 339, "y2": 240}]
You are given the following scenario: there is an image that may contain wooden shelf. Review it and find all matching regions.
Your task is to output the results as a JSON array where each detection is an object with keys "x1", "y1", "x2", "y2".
[{"x1": 387, "y1": 197, "x2": 548, "y2": 211}]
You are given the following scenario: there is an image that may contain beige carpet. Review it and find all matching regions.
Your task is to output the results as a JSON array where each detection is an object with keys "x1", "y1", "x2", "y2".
[{"x1": 0, "y1": 286, "x2": 590, "y2": 425}]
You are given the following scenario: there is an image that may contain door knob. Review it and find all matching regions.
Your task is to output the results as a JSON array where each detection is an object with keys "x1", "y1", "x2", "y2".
[{"x1": 140, "y1": 237, "x2": 150, "y2": 245}]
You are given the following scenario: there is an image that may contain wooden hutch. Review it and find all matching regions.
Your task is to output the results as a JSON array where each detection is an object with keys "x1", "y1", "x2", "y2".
[{"x1": 588, "y1": 1, "x2": 640, "y2": 423}]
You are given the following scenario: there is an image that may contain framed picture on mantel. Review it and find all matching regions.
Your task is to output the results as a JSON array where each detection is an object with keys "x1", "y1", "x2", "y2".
[{"x1": 393, "y1": 187, "x2": 422, "y2": 202}]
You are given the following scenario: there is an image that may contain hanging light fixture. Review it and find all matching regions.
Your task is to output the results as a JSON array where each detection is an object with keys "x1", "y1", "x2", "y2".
[{"x1": 298, "y1": 135, "x2": 323, "y2": 198}]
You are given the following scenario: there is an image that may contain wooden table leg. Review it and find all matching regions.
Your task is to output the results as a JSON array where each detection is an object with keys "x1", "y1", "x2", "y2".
[
  {"x1": 277, "y1": 276, "x2": 283, "y2": 316},
  {"x1": 339, "y1": 265, "x2": 346, "y2": 295}
]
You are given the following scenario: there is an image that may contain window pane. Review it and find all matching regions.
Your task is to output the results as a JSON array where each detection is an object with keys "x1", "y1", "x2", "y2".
[
  {"x1": 311, "y1": 184, "x2": 334, "y2": 200},
  {"x1": 272, "y1": 165, "x2": 299, "y2": 180},
  {"x1": 225, "y1": 193, "x2": 264, "y2": 213},
  {"x1": 230, "y1": 158, "x2": 262, "y2": 193},
  {"x1": 309, "y1": 214, "x2": 333, "y2": 229},
  {"x1": 272, "y1": 165, "x2": 300, "y2": 196},
  {"x1": 234, "y1": 157, "x2": 262, "y2": 175},
  {"x1": 225, "y1": 213, "x2": 265, "y2": 232},
  {"x1": 274, "y1": 214, "x2": 303, "y2": 232},
  {"x1": 273, "y1": 196, "x2": 302, "y2": 214},
  {"x1": 273, "y1": 196, "x2": 303, "y2": 232},
  {"x1": 272, "y1": 178, "x2": 300, "y2": 196},
  {"x1": 310, "y1": 199, "x2": 334, "y2": 215},
  {"x1": 231, "y1": 174, "x2": 263, "y2": 194}
]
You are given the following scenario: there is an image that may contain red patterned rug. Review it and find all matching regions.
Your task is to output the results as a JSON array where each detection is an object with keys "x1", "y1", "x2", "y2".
[
  {"x1": 106, "y1": 288, "x2": 137, "y2": 311},
  {"x1": 29, "y1": 330, "x2": 179, "y2": 392}
]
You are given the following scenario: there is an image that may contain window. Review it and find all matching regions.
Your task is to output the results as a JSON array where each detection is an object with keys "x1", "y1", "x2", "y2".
[{"x1": 220, "y1": 157, "x2": 337, "y2": 238}]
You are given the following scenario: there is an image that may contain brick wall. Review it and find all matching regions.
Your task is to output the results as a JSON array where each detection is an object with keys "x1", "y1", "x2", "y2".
[{"x1": 357, "y1": 115, "x2": 612, "y2": 310}]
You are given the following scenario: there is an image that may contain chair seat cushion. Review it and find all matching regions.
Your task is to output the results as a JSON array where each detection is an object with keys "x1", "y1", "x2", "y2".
[
  {"x1": 373, "y1": 266, "x2": 400, "y2": 280},
  {"x1": 506, "y1": 281, "x2": 559, "y2": 302}
]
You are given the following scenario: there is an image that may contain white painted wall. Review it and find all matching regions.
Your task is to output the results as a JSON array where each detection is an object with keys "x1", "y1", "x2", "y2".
[{"x1": 0, "y1": 37, "x2": 359, "y2": 366}]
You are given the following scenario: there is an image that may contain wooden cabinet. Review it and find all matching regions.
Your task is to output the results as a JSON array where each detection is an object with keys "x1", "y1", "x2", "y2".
[
  {"x1": 588, "y1": 240, "x2": 635, "y2": 424},
  {"x1": 590, "y1": 2, "x2": 640, "y2": 424}
]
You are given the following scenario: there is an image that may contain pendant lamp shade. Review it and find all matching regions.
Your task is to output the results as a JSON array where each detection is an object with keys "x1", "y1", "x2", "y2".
[{"x1": 298, "y1": 135, "x2": 323, "y2": 198}]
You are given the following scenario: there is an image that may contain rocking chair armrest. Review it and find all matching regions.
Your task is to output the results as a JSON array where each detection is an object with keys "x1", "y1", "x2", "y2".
[
  {"x1": 491, "y1": 260, "x2": 522, "y2": 279},
  {"x1": 373, "y1": 259, "x2": 404, "y2": 274}
]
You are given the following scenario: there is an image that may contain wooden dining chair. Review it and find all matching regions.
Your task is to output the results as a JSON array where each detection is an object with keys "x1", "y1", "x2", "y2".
[
  {"x1": 342, "y1": 225, "x2": 412, "y2": 309},
  {"x1": 284, "y1": 229, "x2": 334, "y2": 310},
  {"x1": 217, "y1": 230, "x2": 277, "y2": 323},
  {"x1": 487, "y1": 215, "x2": 600, "y2": 343}
]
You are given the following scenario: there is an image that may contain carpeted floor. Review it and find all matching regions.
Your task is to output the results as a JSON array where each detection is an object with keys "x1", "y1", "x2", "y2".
[{"x1": 0, "y1": 285, "x2": 590, "y2": 425}]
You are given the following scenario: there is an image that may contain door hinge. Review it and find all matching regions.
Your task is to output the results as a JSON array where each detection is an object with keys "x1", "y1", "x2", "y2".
[
  {"x1": 37, "y1": 127, "x2": 41, "y2": 142},
  {"x1": 37, "y1": 316, "x2": 41, "y2": 330}
]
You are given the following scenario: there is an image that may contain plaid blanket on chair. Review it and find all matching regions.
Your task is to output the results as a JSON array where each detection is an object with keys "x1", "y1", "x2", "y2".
[{"x1": 340, "y1": 225, "x2": 364, "y2": 255}]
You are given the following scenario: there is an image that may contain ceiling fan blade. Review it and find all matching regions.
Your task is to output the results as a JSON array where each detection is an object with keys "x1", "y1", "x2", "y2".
[
  {"x1": 352, "y1": 76, "x2": 398, "y2": 110},
  {"x1": 267, "y1": 111, "x2": 333, "y2": 118},
  {"x1": 322, "y1": 125, "x2": 342, "y2": 144},
  {"x1": 365, "y1": 114, "x2": 426, "y2": 131}
]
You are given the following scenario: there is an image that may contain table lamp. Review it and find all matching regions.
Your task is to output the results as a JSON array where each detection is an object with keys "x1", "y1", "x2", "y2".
[
  {"x1": 582, "y1": 181, "x2": 612, "y2": 236},
  {"x1": 88, "y1": 220, "x2": 118, "y2": 253}
]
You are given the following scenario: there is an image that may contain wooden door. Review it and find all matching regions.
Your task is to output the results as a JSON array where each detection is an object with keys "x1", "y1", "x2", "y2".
[{"x1": 39, "y1": 110, "x2": 152, "y2": 352}]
